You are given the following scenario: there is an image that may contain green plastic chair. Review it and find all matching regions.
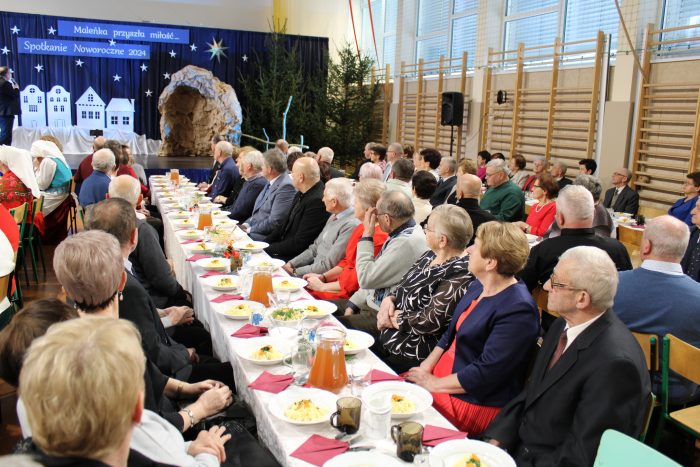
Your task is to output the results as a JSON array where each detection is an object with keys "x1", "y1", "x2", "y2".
[
  {"x1": 594, "y1": 429, "x2": 680, "y2": 466},
  {"x1": 8, "y1": 203, "x2": 27, "y2": 308},
  {"x1": 24, "y1": 196, "x2": 46, "y2": 283}
]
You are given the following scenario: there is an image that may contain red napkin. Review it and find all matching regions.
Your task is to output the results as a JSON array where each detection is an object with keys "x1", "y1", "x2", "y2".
[
  {"x1": 211, "y1": 293, "x2": 244, "y2": 303},
  {"x1": 200, "y1": 270, "x2": 227, "y2": 278},
  {"x1": 422, "y1": 424, "x2": 468, "y2": 447},
  {"x1": 273, "y1": 274, "x2": 286, "y2": 278},
  {"x1": 370, "y1": 369, "x2": 404, "y2": 383},
  {"x1": 248, "y1": 371, "x2": 294, "y2": 393},
  {"x1": 231, "y1": 324, "x2": 268, "y2": 338},
  {"x1": 180, "y1": 239, "x2": 202, "y2": 244},
  {"x1": 290, "y1": 434, "x2": 349, "y2": 466},
  {"x1": 186, "y1": 254, "x2": 211, "y2": 262}
]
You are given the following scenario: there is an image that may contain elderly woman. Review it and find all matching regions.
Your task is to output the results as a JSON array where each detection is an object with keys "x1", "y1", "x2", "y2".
[
  {"x1": 476, "y1": 150, "x2": 491, "y2": 181},
  {"x1": 412, "y1": 170, "x2": 437, "y2": 224},
  {"x1": 31, "y1": 140, "x2": 72, "y2": 244},
  {"x1": 514, "y1": 173, "x2": 559, "y2": 237},
  {"x1": 544, "y1": 174, "x2": 614, "y2": 238},
  {"x1": 669, "y1": 171, "x2": 700, "y2": 227},
  {"x1": 406, "y1": 222, "x2": 540, "y2": 435},
  {"x1": 509, "y1": 154, "x2": 528, "y2": 189},
  {"x1": 305, "y1": 179, "x2": 389, "y2": 300},
  {"x1": 359, "y1": 161, "x2": 383, "y2": 181},
  {"x1": 0, "y1": 145, "x2": 44, "y2": 234},
  {"x1": 369, "y1": 144, "x2": 387, "y2": 172},
  {"x1": 377, "y1": 205, "x2": 474, "y2": 373},
  {"x1": 522, "y1": 156, "x2": 546, "y2": 192}
]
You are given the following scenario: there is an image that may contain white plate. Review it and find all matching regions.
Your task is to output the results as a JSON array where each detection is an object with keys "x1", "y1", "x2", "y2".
[
  {"x1": 272, "y1": 276, "x2": 308, "y2": 292},
  {"x1": 362, "y1": 381, "x2": 433, "y2": 420},
  {"x1": 177, "y1": 229, "x2": 204, "y2": 240},
  {"x1": 292, "y1": 299, "x2": 337, "y2": 318},
  {"x1": 429, "y1": 439, "x2": 516, "y2": 467},
  {"x1": 343, "y1": 329, "x2": 375, "y2": 355},
  {"x1": 213, "y1": 300, "x2": 264, "y2": 320},
  {"x1": 184, "y1": 242, "x2": 216, "y2": 254},
  {"x1": 246, "y1": 257, "x2": 285, "y2": 270},
  {"x1": 168, "y1": 211, "x2": 192, "y2": 219},
  {"x1": 195, "y1": 257, "x2": 228, "y2": 271},
  {"x1": 233, "y1": 240, "x2": 269, "y2": 252},
  {"x1": 211, "y1": 210, "x2": 231, "y2": 218},
  {"x1": 268, "y1": 387, "x2": 337, "y2": 425},
  {"x1": 236, "y1": 336, "x2": 292, "y2": 366},
  {"x1": 173, "y1": 219, "x2": 196, "y2": 228},
  {"x1": 203, "y1": 274, "x2": 240, "y2": 291},
  {"x1": 212, "y1": 218, "x2": 239, "y2": 227},
  {"x1": 324, "y1": 452, "x2": 403, "y2": 467},
  {"x1": 267, "y1": 306, "x2": 306, "y2": 328}
]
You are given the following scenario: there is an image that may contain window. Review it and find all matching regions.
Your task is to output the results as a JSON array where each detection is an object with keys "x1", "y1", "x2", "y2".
[
  {"x1": 416, "y1": 0, "x2": 477, "y2": 69},
  {"x1": 50, "y1": 97, "x2": 54, "y2": 102},
  {"x1": 662, "y1": 0, "x2": 700, "y2": 50},
  {"x1": 23, "y1": 96, "x2": 28, "y2": 103},
  {"x1": 56, "y1": 89, "x2": 61, "y2": 94},
  {"x1": 111, "y1": 116, "x2": 118, "y2": 125},
  {"x1": 88, "y1": 94, "x2": 94, "y2": 102},
  {"x1": 53, "y1": 105, "x2": 58, "y2": 112},
  {"x1": 564, "y1": 0, "x2": 618, "y2": 53},
  {"x1": 29, "y1": 88, "x2": 35, "y2": 94},
  {"x1": 37, "y1": 96, "x2": 42, "y2": 104},
  {"x1": 504, "y1": 0, "x2": 558, "y2": 59},
  {"x1": 60, "y1": 105, "x2": 65, "y2": 112},
  {"x1": 122, "y1": 116, "x2": 130, "y2": 125},
  {"x1": 95, "y1": 111, "x2": 100, "y2": 119},
  {"x1": 29, "y1": 105, "x2": 37, "y2": 112},
  {"x1": 64, "y1": 97, "x2": 68, "y2": 102},
  {"x1": 360, "y1": 0, "x2": 397, "y2": 68},
  {"x1": 88, "y1": 111, "x2": 94, "y2": 119},
  {"x1": 81, "y1": 111, "x2": 87, "y2": 119}
]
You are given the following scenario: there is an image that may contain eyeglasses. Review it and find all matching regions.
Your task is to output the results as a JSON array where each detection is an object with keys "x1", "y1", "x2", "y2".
[
  {"x1": 547, "y1": 274, "x2": 583, "y2": 292},
  {"x1": 423, "y1": 225, "x2": 434, "y2": 234},
  {"x1": 612, "y1": 172, "x2": 627, "y2": 177}
]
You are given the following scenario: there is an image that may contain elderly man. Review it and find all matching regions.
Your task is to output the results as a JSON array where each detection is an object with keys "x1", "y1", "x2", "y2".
[
  {"x1": 454, "y1": 173, "x2": 496, "y2": 244},
  {"x1": 339, "y1": 190, "x2": 429, "y2": 336},
  {"x1": 276, "y1": 138, "x2": 289, "y2": 155},
  {"x1": 226, "y1": 150, "x2": 268, "y2": 222},
  {"x1": 243, "y1": 148, "x2": 296, "y2": 240},
  {"x1": 430, "y1": 156, "x2": 458, "y2": 206},
  {"x1": 603, "y1": 167, "x2": 639, "y2": 215},
  {"x1": 386, "y1": 158, "x2": 414, "y2": 198},
  {"x1": 197, "y1": 134, "x2": 225, "y2": 192},
  {"x1": 283, "y1": 178, "x2": 359, "y2": 276},
  {"x1": 681, "y1": 198, "x2": 700, "y2": 282},
  {"x1": 615, "y1": 215, "x2": 700, "y2": 404},
  {"x1": 521, "y1": 185, "x2": 632, "y2": 291},
  {"x1": 352, "y1": 142, "x2": 374, "y2": 180},
  {"x1": 485, "y1": 246, "x2": 650, "y2": 466},
  {"x1": 318, "y1": 146, "x2": 345, "y2": 179},
  {"x1": 73, "y1": 135, "x2": 106, "y2": 193},
  {"x1": 549, "y1": 159, "x2": 572, "y2": 190},
  {"x1": 480, "y1": 159, "x2": 525, "y2": 222},
  {"x1": 522, "y1": 156, "x2": 547, "y2": 192},
  {"x1": 209, "y1": 141, "x2": 241, "y2": 202},
  {"x1": 78, "y1": 148, "x2": 115, "y2": 207},
  {"x1": 383, "y1": 142, "x2": 403, "y2": 182},
  {"x1": 265, "y1": 158, "x2": 330, "y2": 261},
  {"x1": 579, "y1": 158, "x2": 597, "y2": 175}
]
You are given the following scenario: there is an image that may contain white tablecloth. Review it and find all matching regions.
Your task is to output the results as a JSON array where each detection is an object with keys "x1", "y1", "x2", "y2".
[
  {"x1": 150, "y1": 178, "x2": 457, "y2": 466},
  {"x1": 12, "y1": 126, "x2": 161, "y2": 155}
]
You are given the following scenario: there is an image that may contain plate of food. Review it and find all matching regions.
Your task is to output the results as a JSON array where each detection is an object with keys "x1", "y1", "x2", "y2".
[
  {"x1": 195, "y1": 257, "x2": 228, "y2": 271},
  {"x1": 269, "y1": 387, "x2": 337, "y2": 425},
  {"x1": 343, "y1": 329, "x2": 375, "y2": 355},
  {"x1": 246, "y1": 257, "x2": 285, "y2": 270},
  {"x1": 177, "y1": 229, "x2": 204, "y2": 240},
  {"x1": 429, "y1": 439, "x2": 516, "y2": 467},
  {"x1": 292, "y1": 299, "x2": 337, "y2": 318},
  {"x1": 272, "y1": 277, "x2": 308, "y2": 292},
  {"x1": 267, "y1": 306, "x2": 306, "y2": 327},
  {"x1": 211, "y1": 210, "x2": 231, "y2": 218},
  {"x1": 236, "y1": 336, "x2": 292, "y2": 366},
  {"x1": 212, "y1": 218, "x2": 238, "y2": 227},
  {"x1": 203, "y1": 274, "x2": 240, "y2": 291},
  {"x1": 214, "y1": 300, "x2": 263, "y2": 320},
  {"x1": 168, "y1": 210, "x2": 192, "y2": 219},
  {"x1": 362, "y1": 381, "x2": 433, "y2": 420},
  {"x1": 232, "y1": 240, "x2": 269, "y2": 253},
  {"x1": 184, "y1": 242, "x2": 216, "y2": 254},
  {"x1": 173, "y1": 218, "x2": 196, "y2": 228},
  {"x1": 323, "y1": 452, "x2": 404, "y2": 467}
]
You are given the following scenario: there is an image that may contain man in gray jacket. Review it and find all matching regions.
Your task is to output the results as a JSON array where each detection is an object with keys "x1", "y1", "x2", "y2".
[
  {"x1": 339, "y1": 190, "x2": 428, "y2": 336},
  {"x1": 283, "y1": 178, "x2": 360, "y2": 276}
]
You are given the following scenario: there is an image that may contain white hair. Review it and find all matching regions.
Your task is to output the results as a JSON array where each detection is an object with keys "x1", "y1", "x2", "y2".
[
  {"x1": 485, "y1": 158, "x2": 508, "y2": 174},
  {"x1": 92, "y1": 149, "x2": 116, "y2": 173},
  {"x1": 551, "y1": 159, "x2": 567, "y2": 175},
  {"x1": 644, "y1": 215, "x2": 690, "y2": 261},
  {"x1": 241, "y1": 150, "x2": 264, "y2": 172},
  {"x1": 108, "y1": 175, "x2": 140, "y2": 206},
  {"x1": 559, "y1": 246, "x2": 619, "y2": 311},
  {"x1": 317, "y1": 147, "x2": 334, "y2": 163},
  {"x1": 557, "y1": 185, "x2": 594, "y2": 221},
  {"x1": 325, "y1": 178, "x2": 353, "y2": 208}
]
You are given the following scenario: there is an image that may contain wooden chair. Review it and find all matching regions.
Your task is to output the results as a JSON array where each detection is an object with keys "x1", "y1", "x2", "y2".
[
  {"x1": 0, "y1": 270, "x2": 12, "y2": 330},
  {"x1": 653, "y1": 335, "x2": 700, "y2": 447},
  {"x1": 638, "y1": 205, "x2": 668, "y2": 220},
  {"x1": 617, "y1": 224, "x2": 644, "y2": 258},
  {"x1": 9, "y1": 203, "x2": 29, "y2": 287},
  {"x1": 594, "y1": 429, "x2": 680, "y2": 466},
  {"x1": 68, "y1": 177, "x2": 78, "y2": 234},
  {"x1": 24, "y1": 196, "x2": 46, "y2": 283},
  {"x1": 531, "y1": 286, "x2": 559, "y2": 318},
  {"x1": 632, "y1": 331, "x2": 659, "y2": 372}
]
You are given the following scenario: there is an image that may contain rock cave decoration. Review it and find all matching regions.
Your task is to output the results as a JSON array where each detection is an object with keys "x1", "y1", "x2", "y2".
[{"x1": 158, "y1": 65, "x2": 242, "y2": 157}]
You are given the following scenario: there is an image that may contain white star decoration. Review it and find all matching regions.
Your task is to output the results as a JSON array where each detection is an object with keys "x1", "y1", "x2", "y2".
[
  {"x1": 169, "y1": 49, "x2": 176, "y2": 58},
  {"x1": 113, "y1": 73, "x2": 121, "y2": 82},
  {"x1": 140, "y1": 63, "x2": 148, "y2": 72},
  {"x1": 10, "y1": 26, "x2": 19, "y2": 35},
  {"x1": 145, "y1": 89, "x2": 153, "y2": 97},
  {"x1": 47, "y1": 26, "x2": 56, "y2": 35},
  {"x1": 242, "y1": 54, "x2": 248, "y2": 62},
  {"x1": 163, "y1": 72, "x2": 170, "y2": 80},
  {"x1": 0, "y1": 47, "x2": 9, "y2": 55},
  {"x1": 34, "y1": 64, "x2": 43, "y2": 72},
  {"x1": 190, "y1": 43, "x2": 197, "y2": 51},
  {"x1": 206, "y1": 38, "x2": 228, "y2": 62},
  {"x1": 75, "y1": 59, "x2": 84, "y2": 67},
  {"x1": 108, "y1": 39, "x2": 117, "y2": 46}
]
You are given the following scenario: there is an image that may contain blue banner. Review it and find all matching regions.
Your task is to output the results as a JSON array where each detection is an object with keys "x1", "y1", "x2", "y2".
[
  {"x1": 57, "y1": 20, "x2": 189, "y2": 44},
  {"x1": 18, "y1": 37, "x2": 150, "y2": 59}
]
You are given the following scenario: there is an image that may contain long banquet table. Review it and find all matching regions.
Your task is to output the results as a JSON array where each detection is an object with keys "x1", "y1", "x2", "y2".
[{"x1": 150, "y1": 177, "x2": 457, "y2": 466}]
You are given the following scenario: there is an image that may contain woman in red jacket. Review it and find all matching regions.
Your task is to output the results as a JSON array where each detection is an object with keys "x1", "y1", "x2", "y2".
[{"x1": 516, "y1": 173, "x2": 559, "y2": 237}]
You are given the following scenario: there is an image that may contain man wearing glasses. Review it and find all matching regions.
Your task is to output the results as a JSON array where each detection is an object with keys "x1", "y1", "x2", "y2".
[
  {"x1": 479, "y1": 159, "x2": 525, "y2": 222},
  {"x1": 484, "y1": 245, "x2": 650, "y2": 467},
  {"x1": 602, "y1": 167, "x2": 639, "y2": 215}
]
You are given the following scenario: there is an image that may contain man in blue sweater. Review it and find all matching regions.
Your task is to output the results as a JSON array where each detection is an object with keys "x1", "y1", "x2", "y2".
[
  {"x1": 78, "y1": 148, "x2": 115, "y2": 207},
  {"x1": 614, "y1": 215, "x2": 700, "y2": 403}
]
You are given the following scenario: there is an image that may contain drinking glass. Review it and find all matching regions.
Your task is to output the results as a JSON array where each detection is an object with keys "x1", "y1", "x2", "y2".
[
  {"x1": 392, "y1": 422, "x2": 424, "y2": 463},
  {"x1": 330, "y1": 397, "x2": 362, "y2": 434},
  {"x1": 348, "y1": 361, "x2": 372, "y2": 396},
  {"x1": 284, "y1": 341, "x2": 314, "y2": 385}
]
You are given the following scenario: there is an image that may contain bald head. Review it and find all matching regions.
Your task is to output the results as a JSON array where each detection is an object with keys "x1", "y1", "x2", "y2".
[
  {"x1": 108, "y1": 175, "x2": 141, "y2": 207},
  {"x1": 292, "y1": 157, "x2": 321, "y2": 192},
  {"x1": 276, "y1": 139, "x2": 289, "y2": 154},
  {"x1": 457, "y1": 173, "x2": 483, "y2": 199},
  {"x1": 642, "y1": 215, "x2": 690, "y2": 262},
  {"x1": 317, "y1": 147, "x2": 334, "y2": 163},
  {"x1": 92, "y1": 136, "x2": 107, "y2": 152},
  {"x1": 92, "y1": 149, "x2": 116, "y2": 173}
]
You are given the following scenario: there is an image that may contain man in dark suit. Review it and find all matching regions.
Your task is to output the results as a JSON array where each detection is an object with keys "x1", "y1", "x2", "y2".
[
  {"x1": 452, "y1": 173, "x2": 496, "y2": 245},
  {"x1": 318, "y1": 146, "x2": 345, "y2": 179},
  {"x1": 266, "y1": 157, "x2": 330, "y2": 261},
  {"x1": 243, "y1": 148, "x2": 297, "y2": 240},
  {"x1": 485, "y1": 246, "x2": 650, "y2": 467},
  {"x1": 197, "y1": 134, "x2": 225, "y2": 193},
  {"x1": 603, "y1": 167, "x2": 640, "y2": 215},
  {"x1": 521, "y1": 185, "x2": 632, "y2": 291},
  {"x1": 430, "y1": 156, "x2": 458, "y2": 206},
  {"x1": 550, "y1": 159, "x2": 572, "y2": 190},
  {"x1": 226, "y1": 149, "x2": 268, "y2": 222},
  {"x1": 0, "y1": 66, "x2": 20, "y2": 146},
  {"x1": 209, "y1": 141, "x2": 241, "y2": 202}
]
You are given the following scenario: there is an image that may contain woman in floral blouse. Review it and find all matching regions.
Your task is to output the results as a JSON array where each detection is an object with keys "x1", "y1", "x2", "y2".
[
  {"x1": 376, "y1": 204, "x2": 475, "y2": 373},
  {"x1": 0, "y1": 145, "x2": 44, "y2": 235}
]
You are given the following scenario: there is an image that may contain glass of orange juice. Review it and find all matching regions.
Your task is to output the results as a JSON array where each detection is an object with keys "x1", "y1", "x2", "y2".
[{"x1": 169, "y1": 169, "x2": 180, "y2": 187}]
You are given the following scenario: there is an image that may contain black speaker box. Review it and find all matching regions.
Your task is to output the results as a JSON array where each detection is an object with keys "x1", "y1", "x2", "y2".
[{"x1": 441, "y1": 92, "x2": 464, "y2": 126}]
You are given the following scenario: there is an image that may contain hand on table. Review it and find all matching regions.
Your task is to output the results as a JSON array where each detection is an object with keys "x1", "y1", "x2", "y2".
[
  {"x1": 282, "y1": 262, "x2": 294, "y2": 274},
  {"x1": 188, "y1": 425, "x2": 231, "y2": 462},
  {"x1": 198, "y1": 384, "x2": 233, "y2": 415},
  {"x1": 405, "y1": 366, "x2": 440, "y2": 392},
  {"x1": 306, "y1": 275, "x2": 325, "y2": 291},
  {"x1": 214, "y1": 195, "x2": 227, "y2": 204}
]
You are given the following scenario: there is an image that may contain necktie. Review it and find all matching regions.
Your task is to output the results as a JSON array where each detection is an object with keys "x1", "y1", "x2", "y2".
[
  {"x1": 253, "y1": 182, "x2": 270, "y2": 212},
  {"x1": 547, "y1": 328, "x2": 568, "y2": 370},
  {"x1": 610, "y1": 189, "x2": 620, "y2": 209}
]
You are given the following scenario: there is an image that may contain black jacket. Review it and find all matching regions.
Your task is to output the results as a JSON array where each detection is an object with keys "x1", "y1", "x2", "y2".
[
  {"x1": 227, "y1": 174, "x2": 268, "y2": 222},
  {"x1": 602, "y1": 185, "x2": 640, "y2": 216},
  {"x1": 430, "y1": 175, "x2": 457, "y2": 206},
  {"x1": 455, "y1": 197, "x2": 496, "y2": 244},
  {"x1": 0, "y1": 77, "x2": 20, "y2": 116}
]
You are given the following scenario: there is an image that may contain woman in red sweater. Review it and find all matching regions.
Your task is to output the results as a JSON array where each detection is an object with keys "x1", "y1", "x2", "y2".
[{"x1": 515, "y1": 173, "x2": 559, "y2": 237}]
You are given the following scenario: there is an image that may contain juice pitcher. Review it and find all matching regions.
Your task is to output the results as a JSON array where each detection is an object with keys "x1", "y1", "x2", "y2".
[
  {"x1": 248, "y1": 264, "x2": 273, "y2": 307},
  {"x1": 197, "y1": 204, "x2": 213, "y2": 231},
  {"x1": 308, "y1": 323, "x2": 348, "y2": 393}
]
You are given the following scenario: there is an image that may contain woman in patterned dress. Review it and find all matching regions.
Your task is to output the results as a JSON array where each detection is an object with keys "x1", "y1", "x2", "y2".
[
  {"x1": 376, "y1": 204, "x2": 475, "y2": 374},
  {"x1": 31, "y1": 140, "x2": 72, "y2": 245},
  {"x1": 0, "y1": 145, "x2": 44, "y2": 235}
]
